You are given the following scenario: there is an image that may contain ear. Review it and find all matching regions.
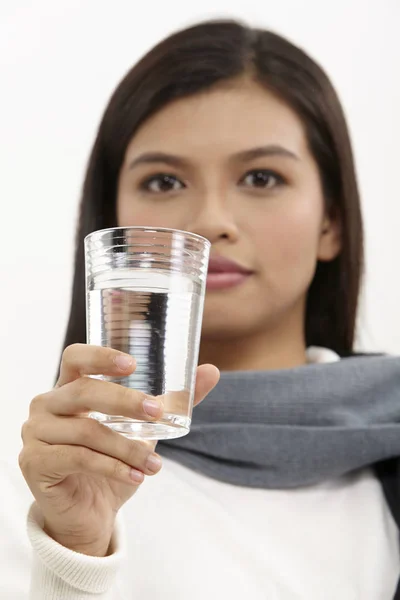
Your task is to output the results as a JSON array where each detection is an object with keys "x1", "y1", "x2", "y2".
[{"x1": 317, "y1": 212, "x2": 342, "y2": 262}]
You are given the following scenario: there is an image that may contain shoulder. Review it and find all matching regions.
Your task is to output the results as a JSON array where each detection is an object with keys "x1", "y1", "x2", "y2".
[{"x1": 375, "y1": 457, "x2": 400, "y2": 530}]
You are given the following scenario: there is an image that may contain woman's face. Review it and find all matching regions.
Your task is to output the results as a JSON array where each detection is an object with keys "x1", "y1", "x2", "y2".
[{"x1": 117, "y1": 78, "x2": 340, "y2": 341}]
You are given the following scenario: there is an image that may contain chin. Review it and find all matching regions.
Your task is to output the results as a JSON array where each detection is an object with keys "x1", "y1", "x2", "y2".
[
  {"x1": 201, "y1": 292, "x2": 305, "y2": 342},
  {"x1": 203, "y1": 292, "x2": 261, "y2": 334},
  {"x1": 201, "y1": 311, "x2": 262, "y2": 341}
]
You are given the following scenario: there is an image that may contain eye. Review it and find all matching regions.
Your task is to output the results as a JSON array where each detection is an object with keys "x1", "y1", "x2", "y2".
[
  {"x1": 139, "y1": 174, "x2": 186, "y2": 193},
  {"x1": 240, "y1": 169, "x2": 285, "y2": 190}
]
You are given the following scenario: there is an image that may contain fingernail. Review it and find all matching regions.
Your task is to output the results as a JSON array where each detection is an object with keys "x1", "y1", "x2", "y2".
[
  {"x1": 114, "y1": 354, "x2": 134, "y2": 371},
  {"x1": 146, "y1": 453, "x2": 162, "y2": 474},
  {"x1": 130, "y1": 469, "x2": 144, "y2": 484},
  {"x1": 143, "y1": 398, "x2": 161, "y2": 418}
]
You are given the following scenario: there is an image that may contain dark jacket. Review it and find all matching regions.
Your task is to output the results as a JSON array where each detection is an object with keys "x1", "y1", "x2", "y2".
[
  {"x1": 164, "y1": 349, "x2": 399, "y2": 595},
  {"x1": 376, "y1": 459, "x2": 400, "y2": 599},
  {"x1": 348, "y1": 352, "x2": 400, "y2": 599}
]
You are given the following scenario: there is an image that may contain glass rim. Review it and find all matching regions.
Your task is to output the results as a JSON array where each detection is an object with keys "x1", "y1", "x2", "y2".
[{"x1": 85, "y1": 226, "x2": 211, "y2": 248}]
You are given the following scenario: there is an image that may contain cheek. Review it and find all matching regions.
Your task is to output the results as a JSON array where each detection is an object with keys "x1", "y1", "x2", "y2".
[
  {"x1": 117, "y1": 189, "x2": 152, "y2": 226},
  {"x1": 117, "y1": 189, "x2": 184, "y2": 229},
  {"x1": 250, "y1": 201, "x2": 323, "y2": 291},
  {"x1": 118, "y1": 204, "x2": 165, "y2": 228}
]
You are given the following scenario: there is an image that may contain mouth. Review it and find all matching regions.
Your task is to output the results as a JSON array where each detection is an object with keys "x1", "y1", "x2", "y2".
[{"x1": 206, "y1": 255, "x2": 253, "y2": 291}]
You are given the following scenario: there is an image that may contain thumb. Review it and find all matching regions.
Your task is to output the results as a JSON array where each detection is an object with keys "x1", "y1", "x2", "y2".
[{"x1": 193, "y1": 364, "x2": 220, "y2": 407}]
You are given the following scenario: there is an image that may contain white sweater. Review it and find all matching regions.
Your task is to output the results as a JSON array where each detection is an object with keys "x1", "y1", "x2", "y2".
[{"x1": 1, "y1": 348, "x2": 399, "y2": 599}]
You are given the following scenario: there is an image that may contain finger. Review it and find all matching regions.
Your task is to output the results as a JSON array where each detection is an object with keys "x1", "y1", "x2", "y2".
[
  {"x1": 19, "y1": 444, "x2": 147, "y2": 488},
  {"x1": 193, "y1": 364, "x2": 220, "y2": 407},
  {"x1": 56, "y1": 344, "x2": 136, "y2": 388},
  {"x1": 22, "y1": 416, "x2": 161, "y2": 476},
  {"x1": 35, "y1": 377, "x2": 164, "y2": 421}
]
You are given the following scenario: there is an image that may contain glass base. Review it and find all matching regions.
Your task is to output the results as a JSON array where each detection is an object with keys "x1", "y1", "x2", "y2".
[{"x1": 89, "y1": 411, "x2": 190, "y2": 440}]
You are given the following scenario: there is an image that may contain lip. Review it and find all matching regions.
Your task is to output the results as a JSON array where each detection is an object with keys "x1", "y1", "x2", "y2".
[{"x1": 206, "y1": 255, "x2": 253, "y2": 291}]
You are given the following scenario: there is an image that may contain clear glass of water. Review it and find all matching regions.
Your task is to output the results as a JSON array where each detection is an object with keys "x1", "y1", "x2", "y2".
[{"x1": 84, "y1": 226, "x2": 210, "y2": 440}]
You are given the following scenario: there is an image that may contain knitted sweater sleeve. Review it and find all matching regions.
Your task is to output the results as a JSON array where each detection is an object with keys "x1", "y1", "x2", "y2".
[{"x1": 27, "y1": 503, "x2": 123, "y2": 600}]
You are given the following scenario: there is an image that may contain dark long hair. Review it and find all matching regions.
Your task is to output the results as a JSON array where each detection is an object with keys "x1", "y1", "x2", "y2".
[{"x1": 59, "y1": 19, "x2": 364, "y2": 374}]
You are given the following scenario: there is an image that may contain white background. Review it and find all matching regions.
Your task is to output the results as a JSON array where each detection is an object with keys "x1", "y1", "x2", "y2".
[{"x1": 1, "y1": 0, "x2": 399, "y2": 458}]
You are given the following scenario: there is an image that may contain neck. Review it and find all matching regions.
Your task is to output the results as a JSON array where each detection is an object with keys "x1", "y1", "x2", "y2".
[{"x1": 199, "y1": 312, "x2": 307, "y2": 372}]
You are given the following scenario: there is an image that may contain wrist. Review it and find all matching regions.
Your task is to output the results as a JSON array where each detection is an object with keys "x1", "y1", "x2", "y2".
[{"x1": 43, "y1": 522, "x2": 114, "y2": 557}]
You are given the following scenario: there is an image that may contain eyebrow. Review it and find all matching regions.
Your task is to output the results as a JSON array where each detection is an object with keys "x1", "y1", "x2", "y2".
[
  {"x1": 128, "y1": 145, "x2": 299, "y2": 170},
  {"x1": 234, "y1": 145, "x2": 299, "y2": 162}
]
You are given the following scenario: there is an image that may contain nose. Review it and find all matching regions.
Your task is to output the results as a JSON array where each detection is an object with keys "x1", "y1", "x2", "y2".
[{"x1": 185, "y1": 196, "x2": 239, "y2": 245}]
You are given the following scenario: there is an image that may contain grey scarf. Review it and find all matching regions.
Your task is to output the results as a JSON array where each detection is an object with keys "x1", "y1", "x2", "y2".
[{"x1": 159, "y1": 354, "x2": 400, "y2": 488}]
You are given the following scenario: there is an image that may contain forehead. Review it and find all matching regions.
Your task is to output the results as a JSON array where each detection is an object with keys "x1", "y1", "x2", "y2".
[{"x1": 125, "y1": 78, "x2": 309, "y2": 161}]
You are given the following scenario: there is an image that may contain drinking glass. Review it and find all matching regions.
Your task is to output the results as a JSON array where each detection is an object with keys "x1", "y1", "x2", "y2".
[{"x1": 85, "y1": 226, "x2": 210, "y2": 440}]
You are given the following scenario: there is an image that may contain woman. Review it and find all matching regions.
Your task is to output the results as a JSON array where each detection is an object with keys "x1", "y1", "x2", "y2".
[{"x1": 2, "y1": 19, "x2": 400, "y2": 599}]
